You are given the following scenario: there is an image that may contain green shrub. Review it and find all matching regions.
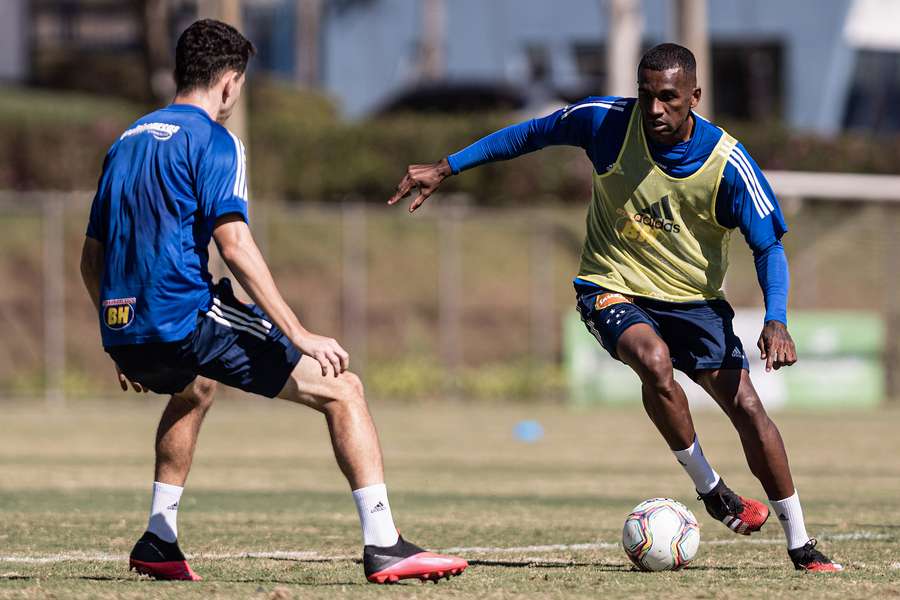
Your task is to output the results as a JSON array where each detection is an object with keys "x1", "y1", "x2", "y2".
[{"x1": 3, "y1": 84, "x2": 900, "y2": 201}]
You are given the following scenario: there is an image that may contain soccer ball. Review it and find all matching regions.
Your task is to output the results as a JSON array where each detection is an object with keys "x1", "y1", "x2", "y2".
[{"x1": 621, "y1": 498, "x2": 700, "y2": 571}]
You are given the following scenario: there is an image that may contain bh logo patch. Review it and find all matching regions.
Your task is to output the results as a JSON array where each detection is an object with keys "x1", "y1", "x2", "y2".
[{"x1": 102, "y1": 297, "x2": 136, "y2": 330}]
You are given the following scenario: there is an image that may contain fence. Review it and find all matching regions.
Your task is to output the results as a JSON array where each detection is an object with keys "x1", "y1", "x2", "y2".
[{"x1": 0, "y1": 184, "x2": 897, "y2": 403}]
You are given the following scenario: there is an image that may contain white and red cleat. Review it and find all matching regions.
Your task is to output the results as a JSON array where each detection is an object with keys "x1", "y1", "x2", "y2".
[
  {"x1": 364, "y1": 535, "x2": 468, "y2": 584},
  {"x1": 698, "y1": 479, "x2": 769, "y2": 535}
]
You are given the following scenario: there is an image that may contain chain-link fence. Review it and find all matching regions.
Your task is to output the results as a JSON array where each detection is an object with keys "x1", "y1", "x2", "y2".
[{"x1": 0, "y1": 189, "x2": 896, "y2": 403}]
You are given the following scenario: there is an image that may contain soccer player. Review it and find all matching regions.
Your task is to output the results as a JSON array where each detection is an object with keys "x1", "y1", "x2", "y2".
[
  {"x1": 389, "y1": 43, "x2": 841, "y2": 572},
  {"x1": 79, "y1": 19, "x2": 467, "y2": 584}
]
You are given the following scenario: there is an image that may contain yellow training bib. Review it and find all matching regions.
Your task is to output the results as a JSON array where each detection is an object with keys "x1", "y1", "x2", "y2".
[{"x1": 577, "y1": 105, "x2": 736, "y2": 302}]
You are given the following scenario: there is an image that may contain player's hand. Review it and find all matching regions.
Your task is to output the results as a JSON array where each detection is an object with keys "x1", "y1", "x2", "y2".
[
  {"x1": 757, "y1": 321, "x2": 797, "y2": 372},
  {"x1": 295, "y1": 333, "x2": 350, "y2": 377},
  {"x1": 387, "y1": 158, "x2": 453, "y2": 213},
  {"x1": 115, "y1": 365, "x2": 148, "y2": 393}
]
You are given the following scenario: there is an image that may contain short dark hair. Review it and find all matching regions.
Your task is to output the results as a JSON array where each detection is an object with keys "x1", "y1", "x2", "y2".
[
  {"x1": 638, "y1": 43, "x2": 696, "y2": 76},
  {"x1": 174, "y1": 19, "x2": 256, "y2": 93}
]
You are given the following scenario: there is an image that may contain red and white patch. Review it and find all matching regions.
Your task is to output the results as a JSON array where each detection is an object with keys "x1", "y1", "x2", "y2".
[{"x1": 594, "y1": 292, "x2": 632, "y2": 311}]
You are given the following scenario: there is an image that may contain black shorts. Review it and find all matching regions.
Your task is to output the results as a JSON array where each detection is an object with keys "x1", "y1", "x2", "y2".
[
  {"x1": 106, "y1": 279, "x2": 302, "y2": 397},
  {"x1": 574, "y1": 280, "x2": 749, "y2": 377}
]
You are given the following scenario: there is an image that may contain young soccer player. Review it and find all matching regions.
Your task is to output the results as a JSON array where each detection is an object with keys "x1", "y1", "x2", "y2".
[
  {"x1": 389, "y1": 43, "x2": 840, "y2": 572},
  {"x1": 80, "y1": 19, "x2": 467, "y2": 584}
]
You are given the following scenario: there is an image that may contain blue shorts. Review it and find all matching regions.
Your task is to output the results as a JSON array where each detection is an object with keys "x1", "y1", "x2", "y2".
[
  {"x1": 107, "y1": 279, "x2": 302, "y2": 397},
  {"x1": 574, "y1": 280, "x2": 749, "y2": 377}
]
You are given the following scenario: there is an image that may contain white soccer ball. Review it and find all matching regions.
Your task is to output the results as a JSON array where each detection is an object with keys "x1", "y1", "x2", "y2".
[{"x1": 621, "y1": 498, "x2": 700, "y2": 572}]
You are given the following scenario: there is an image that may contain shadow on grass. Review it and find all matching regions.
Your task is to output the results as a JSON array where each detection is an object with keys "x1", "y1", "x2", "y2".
[{"x1": 470, "y1": 559, "x2": 762, "y2": 572}]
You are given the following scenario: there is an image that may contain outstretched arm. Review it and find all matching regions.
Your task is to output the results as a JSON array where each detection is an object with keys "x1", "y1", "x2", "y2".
[
  {"x1": 212, "y1": 215, "x2": 349, "y2": 377},
  {"x1": 388, "y1": 97, "x2": 614, "y2": 212}
]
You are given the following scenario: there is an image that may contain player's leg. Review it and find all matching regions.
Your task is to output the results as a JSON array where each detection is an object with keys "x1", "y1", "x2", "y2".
[
  {"x1": 277, "y1": 357, "x2": 467, "y2": 583},
  {"x1": 695, "y1": 368, "x2": 842, "y2": 571},
  {"x1": 575, "y1": 285, "x2": 721, "y2": 497},
  {"x1": 130, "y1": 376, "x2": 217, "y2": 581},
  {"x1": 616, "y1": 323, "x2": 696, "y2": 451}
]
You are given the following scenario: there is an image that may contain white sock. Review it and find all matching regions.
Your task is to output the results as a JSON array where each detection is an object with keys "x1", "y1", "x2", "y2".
[
  {"x1": 672, "y1": 435, "x2": 721, "y2": 494},
  {"x1": 770, "y1": 491, "x2": 810, "y2": 550},
  {"x1": 147, "y1": 481, "x2": 183, "y2": 543},
  {"x1": 352, "y1": 483, "x2": 399, "y2": 547}
]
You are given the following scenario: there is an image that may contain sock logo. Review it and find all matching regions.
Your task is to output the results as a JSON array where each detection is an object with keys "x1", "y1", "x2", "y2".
[
  {"x1": 370, "y1": 501, "x2": 386, "y2": 514},
  {"x1": 166, "y1": 502, "x2": 179, "y2": 511},
  {"x1": 778, "y1": 512, "x2": 789, "y2": 522}
]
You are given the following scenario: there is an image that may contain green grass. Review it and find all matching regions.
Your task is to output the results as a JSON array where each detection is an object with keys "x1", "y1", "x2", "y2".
[{"x1": 2, "y1": 399, "x2": 899, "y2": 598}]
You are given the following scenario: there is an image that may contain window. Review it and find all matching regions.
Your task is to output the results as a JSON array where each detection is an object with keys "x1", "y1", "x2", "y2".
[
  {"x1": 711, "y1": 42, "x2": 784, "y2": 121},
  {"x1": 843, "y1": 50, "x2": 900, "y2": 133}
]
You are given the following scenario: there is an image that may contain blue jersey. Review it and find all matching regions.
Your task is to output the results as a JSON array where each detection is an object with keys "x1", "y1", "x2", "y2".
[
  {"x1": 448, "y1": 97, "x2": 790, "y2": 323},
  {"x1": 87, "y1": 104, "x2": 250, "y2": 347}
]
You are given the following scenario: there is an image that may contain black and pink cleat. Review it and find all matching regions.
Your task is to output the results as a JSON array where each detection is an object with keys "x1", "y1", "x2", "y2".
[{"x1": 364, "y1": 535, "x2": 468, "y2": 584}]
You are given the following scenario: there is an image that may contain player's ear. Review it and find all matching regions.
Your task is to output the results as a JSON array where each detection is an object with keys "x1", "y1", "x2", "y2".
[
  {"x1": 221, "y1": 70, "x2": 242, "y2": 103},
  {"x1": 691, "y1": 86, "x2": 701, "y2": 109}
]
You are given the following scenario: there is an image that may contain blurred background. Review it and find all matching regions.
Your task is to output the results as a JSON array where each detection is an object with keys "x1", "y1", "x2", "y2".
[{"x1": 0, "y1": 0, "x2": 897, "y2": 408}]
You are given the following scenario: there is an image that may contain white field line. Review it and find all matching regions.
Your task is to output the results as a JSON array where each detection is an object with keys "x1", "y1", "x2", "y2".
[{"x1": 0, "y1": 531, "x2": 890, "y2": 565}]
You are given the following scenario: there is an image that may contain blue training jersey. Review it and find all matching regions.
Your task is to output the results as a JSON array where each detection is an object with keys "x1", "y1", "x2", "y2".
[
  {"x1": 86, "y1": 104, "x2": 250, "y2": 347},
  {"x1": 447, "y1": 97, "x2": 791, "y2": 323}
]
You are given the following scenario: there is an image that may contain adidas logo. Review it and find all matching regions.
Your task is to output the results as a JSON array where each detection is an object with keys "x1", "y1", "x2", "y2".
[
  {"x1": 732, "y1": 347, "x2": 744, "y2": 359},
  {"x1": 166, "y1": 502, "x2": 179, "y2": 511},
  {"x1": 370, "y1": 501, "x2": 386, "y2": 514},
  {"x1": 632, "y1": 195, "x2": 681, "y2": 233},
  {"x1": 778, "y1": 512, "x2": 789, "y2": 522}
]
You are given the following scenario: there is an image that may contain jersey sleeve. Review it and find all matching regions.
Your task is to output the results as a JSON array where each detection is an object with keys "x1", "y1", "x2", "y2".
[
  {"x1": 716, "y1": 142, "x2": 787, "y2": 248},
  {"x1": 447, "y1": 96, "x2": 625, "y2": 174},
  {"x1": 197, "y1": 128, "x2": 250, "y2": 223},
  {"x1": 716, "y1": 142, "x2": 790, "y2": 323}
]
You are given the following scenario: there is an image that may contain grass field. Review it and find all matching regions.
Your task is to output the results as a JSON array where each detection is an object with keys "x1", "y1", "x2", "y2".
[{"x1": 1, "y1": 398, "x2": 899, "y2": 599}]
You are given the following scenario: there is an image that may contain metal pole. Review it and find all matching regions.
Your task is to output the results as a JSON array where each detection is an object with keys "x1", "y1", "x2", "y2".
[
  {"x1": 530, "y1": 211, "x2": 555, "y2": 364},
  {"x1": 606, "y1": 0, "x2": 644, "y2": 97},
  {"x1": 419, "y1": 0, "x2": 445, "y2": 81},
  {"x1": 438, "y1": 200, "x2": 463, "y2": 393},
  {"x1": 197, "y1": 0, "x2": 250, "y2": 294},
  {"x1": 43, "y1": 195, "x2": 65, "y2": 407},
  {"x1": 296, "y1": 0, "x2": 323, "y2": 87},
  {"x1": 342, "y1": 201, "x2": 368, "y2": 379},
  {"x1": 673, "y1": 0, "x2": 713, "y2": 119}
]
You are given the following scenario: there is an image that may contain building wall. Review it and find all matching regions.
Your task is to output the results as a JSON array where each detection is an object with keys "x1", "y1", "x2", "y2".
[{"x1": 322, "y1": 0, "x2": 854, "y2": 134}]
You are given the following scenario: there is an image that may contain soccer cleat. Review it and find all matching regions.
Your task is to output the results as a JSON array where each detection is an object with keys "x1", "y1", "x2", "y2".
[
  {"x1": 129, "y1": 531, "x2": 201, "y2": 581},
  {"x1": 788, "y1": 538, "x2": 843, "y2": 572},
  {"x1": 363, "y1": 535, "x2": 468, "y2": 584},
  {"x1": 697, "y1": 479, "x2": 769, "y2": 535}
]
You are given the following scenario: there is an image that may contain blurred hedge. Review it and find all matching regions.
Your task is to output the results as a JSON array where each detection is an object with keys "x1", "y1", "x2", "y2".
[{"x1": 2, "y1": 82, "x2": 899, "y2": 201}]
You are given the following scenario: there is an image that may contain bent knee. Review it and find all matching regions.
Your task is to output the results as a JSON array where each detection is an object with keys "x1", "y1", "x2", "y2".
[
  {"x1": 179, "y1": 377, "x2": 217, "y2": 408},
  {"x1": 309, "y1": 371, "x2": 367, "y2": 412},
  {"x1": 333, "y1": 372, "x2": 365, "y2": 405},
  {"x1": 636, "y1": 346, "x2": 675, "y2": 389}
]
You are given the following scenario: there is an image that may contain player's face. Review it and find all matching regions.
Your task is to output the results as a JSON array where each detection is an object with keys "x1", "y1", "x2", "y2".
[{"x1": 637, "y1": 68, "x2": 700, "y2": 145}]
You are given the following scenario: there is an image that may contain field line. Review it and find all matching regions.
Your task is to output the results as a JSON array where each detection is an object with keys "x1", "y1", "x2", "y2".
[{"x1": 0, "y1": 531, "x2": 889, "y2": 565}]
